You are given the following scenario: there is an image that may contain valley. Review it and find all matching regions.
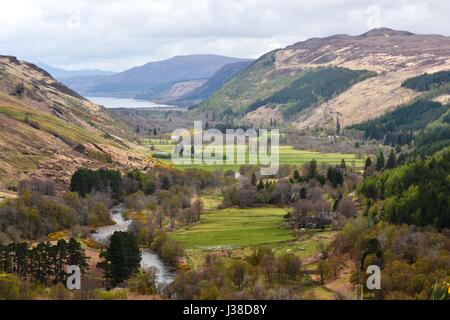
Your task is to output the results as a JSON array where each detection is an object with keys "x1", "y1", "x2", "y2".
[{"x1": 0, "y1": 27, "x2": 449, "y2": 302}]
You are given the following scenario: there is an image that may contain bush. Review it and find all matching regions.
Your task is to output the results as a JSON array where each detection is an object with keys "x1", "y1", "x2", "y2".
[
  {"x1": 96, "y1": 288, "x2": 129, "y2": 300},
  {"x1": 0, "y1": 273, "x2": 20, "y2": 300}
]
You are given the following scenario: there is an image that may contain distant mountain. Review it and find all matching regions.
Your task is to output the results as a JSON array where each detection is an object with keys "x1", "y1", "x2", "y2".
[
  {"x1": 194, "y1": 28, "x2": 450, "y2": 128},
  {"x1": 37, "y1": 63, "x2": 116, "y2": 80},
  {"x1": 63, "y1": 54, "x2": 252, "y2": 98},
  {"x1": 175, "y1": 60, "x2": 253, "y2": 104},
  {"x1": 0, "y1": 56, "x2": 152, "y2": 191},
  {"x1": 144, "y1": 60, "x2": 254, "y2": 105}
]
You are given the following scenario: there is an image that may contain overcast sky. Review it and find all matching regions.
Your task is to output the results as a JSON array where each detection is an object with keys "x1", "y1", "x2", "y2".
[{"x1": 0, "y1": 0, "x2": 449, "y2": 72}]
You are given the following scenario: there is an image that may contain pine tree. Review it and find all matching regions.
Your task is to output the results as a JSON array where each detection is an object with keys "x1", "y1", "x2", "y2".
[
  {"x1": 364, "y1": 157, "x2": 372, "y2": 170},
  {"x1": 376, "y1": 151, "x2": 385, "y2": 171},
  {"x1": 161, "y1": 176, "x2": 171, "y2": 190},
  {"x1": 308, "y1": 159, "x2": 318, "y2": 180},
  {"x1": 293, "y1": 169, "x2": 301, "y2": 182},
  {"x1": 299, "y1": 187, "x2": 307, "y2": 199},
  {"x1": 385, "y1": 149, "x2": 397, "y2": 169},
  {"x1": 97, "y1": 232, "x2": 141, "y2": 286},
  {"x1": 336, "y1": 116, "x2": 341, "y2": 136}
]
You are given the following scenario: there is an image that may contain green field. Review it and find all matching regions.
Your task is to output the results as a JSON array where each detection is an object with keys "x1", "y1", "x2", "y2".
[
  {"x1": 144, "y1": 141, "x2": 364, "y2": 171},
  {"x1": 171, "y1": 207, "x2": 295, "y2": 249}
]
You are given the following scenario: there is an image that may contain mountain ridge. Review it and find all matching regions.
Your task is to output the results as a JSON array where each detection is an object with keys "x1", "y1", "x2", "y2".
[
  {"x1": 37, "y1": 63, "x2": 116, "y2": 80},
  {"x1": 64, "y1": 54, "x2": 252, "y2": 99},
  {"x1": 194, "y1": 28, "x2": 450, "y2": 129}
]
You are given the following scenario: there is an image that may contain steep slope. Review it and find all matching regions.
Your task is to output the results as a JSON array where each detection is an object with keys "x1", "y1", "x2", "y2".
[
  {"x1": 0, "y1": 56, "x2": 154, "y2": 191},
  {"x1": 176, "y1": 60, "x2": 253, "y2": 104},
  {"x1": 66, "y1": 54, "x2": 250, "y2": 98},
  {"x1": 350, "y1": 70, "x2": 450, "y2": 159},
  {"x1": 195, "y1": 28, "x2": 450, "y2": 128}
]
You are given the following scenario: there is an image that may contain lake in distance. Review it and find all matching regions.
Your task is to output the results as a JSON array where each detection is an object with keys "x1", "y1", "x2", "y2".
[{"x1": 88, "y1": 96, "x2": 179, "y2": 109}]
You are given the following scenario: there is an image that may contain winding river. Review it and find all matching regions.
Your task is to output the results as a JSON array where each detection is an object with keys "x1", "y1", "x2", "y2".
[{"x1": 91, "y1": 205, "x2": 175, "y2": 284}]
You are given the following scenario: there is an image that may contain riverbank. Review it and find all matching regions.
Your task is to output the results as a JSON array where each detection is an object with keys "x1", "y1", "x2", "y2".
[{"x1": 91, "y1": 205, "x2": 175, "y2": 285}]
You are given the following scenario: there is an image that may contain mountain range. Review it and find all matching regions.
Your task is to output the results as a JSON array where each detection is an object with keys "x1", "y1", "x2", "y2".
[
  {"x1": 194, "y1": 28, "x2": 450, "y2": 129},
  {"x1": 3, "y1": 28, "x2": 450, "y2": 192},
  {"x1": 57, "y1": 54, "x2": 252, "y2": 102},
  {"x1": 36, "y1": 63, "x2": 116, "y2": 80}
]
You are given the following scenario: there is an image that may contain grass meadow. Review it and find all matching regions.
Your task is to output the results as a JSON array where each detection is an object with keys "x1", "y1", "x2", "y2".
[{"x1": 143, "y1": 140, "x2": 364, "y2": 171}]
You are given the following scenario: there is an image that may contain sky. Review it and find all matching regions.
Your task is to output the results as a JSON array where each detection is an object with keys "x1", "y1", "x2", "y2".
[{"x1": 0, "y1": 0, "x2": 449, "y2": 72}]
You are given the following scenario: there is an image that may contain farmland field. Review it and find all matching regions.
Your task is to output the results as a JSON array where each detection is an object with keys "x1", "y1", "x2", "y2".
[
  {"x1": 143, "y1": 140, "x2": 364, "y2": 171},
  {"x1": 171, "y1": 207, "x2": 295, "y2": 249}
]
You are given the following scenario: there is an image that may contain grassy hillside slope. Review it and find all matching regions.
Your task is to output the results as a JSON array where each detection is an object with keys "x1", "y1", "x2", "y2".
[{"x1": 0, "y1": 55, "x2": 154, "y2": 191}]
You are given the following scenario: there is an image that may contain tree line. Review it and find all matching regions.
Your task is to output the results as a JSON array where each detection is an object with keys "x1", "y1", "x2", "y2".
[
  {"x1": 360, "y1": 147, "x2": 450, "y2": 229},
  {"x1": 245, "y1": 67, "x2": 375, "y2": 118},
  {"x1": 0, "y1": 239, "x2": 88, "y2": 284},
  {"x1": 350, "y1": 100, "x2": 446, "y2": 143},
  {"x1": 402, "y1": 70, "x2": 450, "y2": 91}
]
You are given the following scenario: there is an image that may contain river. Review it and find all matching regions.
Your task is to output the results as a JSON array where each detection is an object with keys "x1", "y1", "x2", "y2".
[{"x1": 91, "y1": 205, "x2": 175, "y2": 284}]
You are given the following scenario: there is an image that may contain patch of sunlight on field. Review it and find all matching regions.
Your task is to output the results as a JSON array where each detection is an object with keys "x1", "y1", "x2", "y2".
[
  {"x1": 269, "y1": 230, "x2": 338, "y2": 258},
  {"x1": 171, "y1": 207, "x2": 294, "y2": 249},
  {"x1": 147, "y1": 142, "x2": 364, "y2": 171},
  {"x1": 200, "y1": 194, "x2": 223, "y2": 211}
]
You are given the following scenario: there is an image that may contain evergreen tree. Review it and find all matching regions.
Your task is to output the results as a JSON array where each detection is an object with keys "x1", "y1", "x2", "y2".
[
  {"x1": 293, "y1": 169, "x2": 301, "y2": 182},
  {"x1": 385, "y1": 149, "x2": 397, "y2": 169},
  {"x1": 299, "y1": 187, "x2": 307, "y2": 199},
  {"x1": 376, "y1": 151, "x2": 385, "y2": 171},
  {"x1": 336, "y1": 116, "x2": 341, "y2": 136},
  {"x1": 97, "y1": 232, "x2": 141, "y2": 286},
  {"x1": 307, "y1": 159, "x2": 318, "y2": 180},
  {"x1": 364, "y1": 157, "x2": 372, "y2": 170},
  {"x1": 161, "y1": 176, "x2": 171, "y2": 190}
]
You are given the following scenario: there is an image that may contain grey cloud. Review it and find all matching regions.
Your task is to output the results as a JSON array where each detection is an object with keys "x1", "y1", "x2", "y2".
[{"x1": 0, "y1": 0, "x2": 448, "y2": 71}]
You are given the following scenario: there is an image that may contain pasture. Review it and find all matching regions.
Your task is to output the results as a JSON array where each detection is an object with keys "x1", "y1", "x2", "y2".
[
  {"x1": 171, "y1": 207, "x2": 295, "y2": 249},
  {"x1": 143, "y1": 140, "x2": 364, "y2": 171}
]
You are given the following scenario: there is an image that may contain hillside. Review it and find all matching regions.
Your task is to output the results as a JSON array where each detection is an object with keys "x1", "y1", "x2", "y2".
[
  {"x1": 194, "y1": 28, "x2": 450, "y2": 128},
  {"x1": 360, "y1": 145, "x2": 450, "y2": 229},
  {"x1": 0, "y1": 56, "x2": 154, "y2": 192},
  {"x1": 349, "y1": 70, "x2": 450, "y2": 161},
  {"x1": 174, "y1": 60, "x2": 253, "y2": 105},
  {"x1": 65, "y1": 54, "x2": 250, "y2": 99}
]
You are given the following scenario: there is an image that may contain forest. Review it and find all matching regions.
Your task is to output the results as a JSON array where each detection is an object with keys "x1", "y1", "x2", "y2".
[
  {"x1": 349, "y1": 99, "x2": 447, "y2": 142},
  {"x1": 402, "y1": 70, "x2": 450, "y2": 91},
  {"x1": 245, "y1": 67, "x2": 376, "y2": 118},
  {"x1": 0, "y1": 239, "x2": 88, "y2": 284},
  {"x1": 360, "y1": 146, "x2": 450, "y2": 229}
]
